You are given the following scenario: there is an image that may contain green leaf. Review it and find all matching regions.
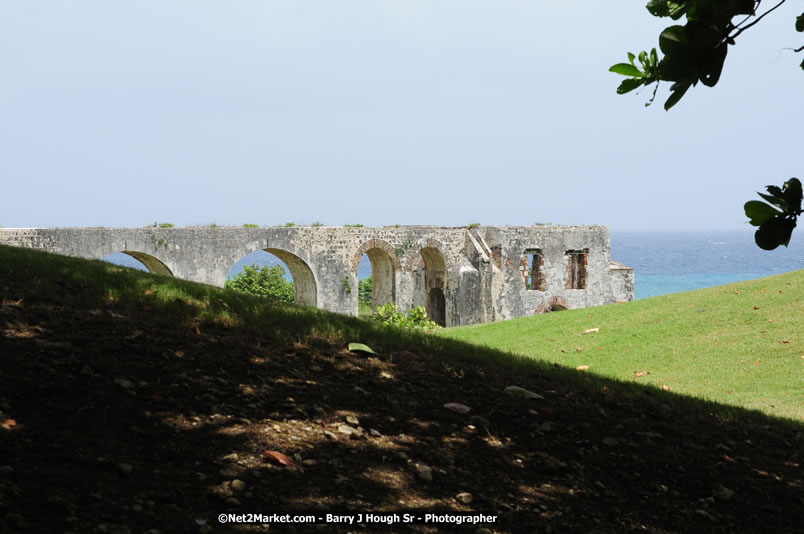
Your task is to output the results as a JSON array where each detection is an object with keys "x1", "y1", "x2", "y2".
[
  {"x1": 664, "y1": 81, "x2": 690, "y2": 110},
  {"x1": 650, "y1": 47, "x2": 658, "y2": 67},
  {"x1": 755, "y1": 216, "x2": 796, "y2": 250},
  {"x1": 617, "y1": 78, "x2": 645, "y2": 94},
  {"x1": 782, "y1": 177, "x2": 802, "y2": 213},
  {"x1": 758, "y1": 192, "x2": 787, "y2": 210},
  {"x1": 609, "y1": 63, "x2": 644, "y2": 77},
  {"x1": 646, "y1": 0, "x2": 671, "y2": 17},
  {"x1": 646, "y1": 0, "x2": 686, "y2": 18},
  {"x1": 628, "y1": 52, "x2": 636, "y2": 65},
  {"x1": 638, "y1": 50, "x2": 648, "y2": 66},
  {"x1": 744, "y1": 201, "x2": 782, "y2": 226},
  {"x1": 348, "y1": 342, "x2": 377, "y2": 355},
  {"x1": 659, "y1": 25, "x2": 687, "y2": 55},
  {"x1": 700, "y1": 43, "x2": 728, "y2": 87},
  {"x1": 796, "y1": 13, "x2": 804, "y2": 32}
]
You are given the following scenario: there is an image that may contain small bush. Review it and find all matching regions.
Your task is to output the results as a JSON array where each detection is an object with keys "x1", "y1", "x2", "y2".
[
  {"x1": 284, "y1": 222, "x2": 296, "y2": 227},
  {"x1": 311, "y1": 222, "x2": 324, "y2": 227},
  {"x1": 371, "y1": 303, "x2": 439, "y2": 330},
  {"x1": 468, "y1": 222, "x2": 480, "y2": 230},
  {"x1": 146, "y1": 222, "x2": 175, "y2": 228},
  {"x1": 243, "y1": 223, "x2": 259, "y2": 228},
  {"x1": 344, "y1": 224, "x2": 364, "y2": 227},
  {"x1": 358, "y1": 276, "x2": 373, "y2": 306},
  {"x1": 224, "y1": 264, "x2": 294, "y2": 303}
]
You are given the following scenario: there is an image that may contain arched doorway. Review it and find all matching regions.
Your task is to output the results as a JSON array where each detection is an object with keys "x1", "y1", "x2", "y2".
[
  {"x1": 227, "y1": 248, "x2": 317, "y2": 307},
  {"x1": 102, "y1": 251, "x2": 173, "y2": 276},
  {"x1": 410, "y1": 245, "x2": 448, "y2": 327}
]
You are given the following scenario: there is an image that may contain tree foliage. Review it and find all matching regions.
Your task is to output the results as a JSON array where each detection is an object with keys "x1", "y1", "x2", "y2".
[
  {"x1": 358, "y1": 276, "x2": 373, "y2": 306},
  {"x1": 745, "y1": 178, "x2": 802, "y2": 249},
  {"x1": 224, "y1": 264, "x2": 295, "y2": 303},
  {"x1": 612, "y1": 1, "x2": 802, "y2": 249},
  {"x1": 610, "y1": 0, "x2": 803, "y2": 110}
]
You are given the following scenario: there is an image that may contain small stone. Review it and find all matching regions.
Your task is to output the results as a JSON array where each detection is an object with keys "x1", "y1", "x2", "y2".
[
  {"x1": 114, "y1": 378, "x2": 136, "y2": 391},
  {"x1": 414, "y1": 463, "x2": 433, "y2": 481},
  {"x1": 337, "y1": 424, "x2": 357, "y2": 435},
  {"x1": 345, "y1": 415, "x2": 360, "y2": 426},
  {"x1": 369, "y1": 429, "x2": 382, "y2": 437},
  {"x1": 323, "y1": 430, "x2": 338, "y2": 440},
  {"x1": 222, "y1": 453, "x2": 239, "y2": 462},
  {"x1": 302, "y1": 459, "x2": 317, "y2": 466},
  {"x1": 602, "y1": 437, "x2": 618, "y2": 447},
  {"x1": 118, "y1": 463, "x2": 134, "y2": 475},
  {"x1": 469, "y1": 416, "x2": 489, "y2": 429},
  {"x1": 226, "y1": 497, "x2": 241, "y2": 506},
  {"x1": 543, "y1": 456, "x2": 566, "y2": 473},
  {"x1": 538, "y1": 422, "x2": 554, "y2": 433},
  {"x1": 230, "y1": 479, "x2": 246, "y2": 492},
  {"x1": 81, "y1": 364, "x2": 94, "y2": 376},
  {"x1": 713, "y1": 485, "x2": 734, "y2": 500},
  {"x1": 456, "y1": 492, "x2": 473, "y2": 504}
]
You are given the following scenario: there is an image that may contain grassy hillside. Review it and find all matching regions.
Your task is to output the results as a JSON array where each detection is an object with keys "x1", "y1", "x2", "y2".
[
  {"x1": 441, "y1": 272, "x2": 804, "y2": 420},
  {"x1": 0, "y1": 244, "x2": 802, "y2": 533}
]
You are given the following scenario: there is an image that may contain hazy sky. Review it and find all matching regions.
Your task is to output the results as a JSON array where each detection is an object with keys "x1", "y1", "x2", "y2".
[{"x1": 2, "y1": 1, "x2": 801, "y2": 230}]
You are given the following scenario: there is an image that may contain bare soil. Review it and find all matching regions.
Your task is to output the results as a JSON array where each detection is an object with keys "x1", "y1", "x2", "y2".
[{"x1": 1, "y1": 276, "x2": 802, "y2": 533}]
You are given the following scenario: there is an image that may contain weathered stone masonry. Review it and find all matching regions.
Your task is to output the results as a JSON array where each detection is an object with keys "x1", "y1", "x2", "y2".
[{"x1": 0, "y1": 226, "x2": 634, "y2": 326}]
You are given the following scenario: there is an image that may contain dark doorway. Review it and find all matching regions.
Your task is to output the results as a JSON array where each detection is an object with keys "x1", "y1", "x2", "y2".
[{"x1": 427, "y1": 288, "x2": 446, "y2": 327}]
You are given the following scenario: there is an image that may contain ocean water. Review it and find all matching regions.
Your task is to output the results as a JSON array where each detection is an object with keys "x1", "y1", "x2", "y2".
[
  {"x1": 611, "y1": 230, "x2": 804, "y2": 299},
  {"x1": 104, "y1": 229, "x2": 804, "y2": 300}
]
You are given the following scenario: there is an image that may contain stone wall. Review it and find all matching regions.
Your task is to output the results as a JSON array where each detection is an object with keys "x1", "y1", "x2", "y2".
[{"x1": 0, "y1": 225, "x2": 634, "y2": 326}]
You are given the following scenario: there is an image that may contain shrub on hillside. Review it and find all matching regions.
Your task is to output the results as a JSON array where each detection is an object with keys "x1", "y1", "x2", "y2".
[
  {"x1": 224, "y1": 264, "x2": 294, "y2": 303},
  {"x1": 371, "y1": 303, "x2": 439, "y2": 330}
]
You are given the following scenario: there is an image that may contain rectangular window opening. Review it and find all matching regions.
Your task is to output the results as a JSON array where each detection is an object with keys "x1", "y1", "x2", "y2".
[
  {"x1": 565, "y1": 249, "x2": 588, "y2": 289},
  {"x1": 523, "y1": 249, "x2": 545, "y2": 291}
]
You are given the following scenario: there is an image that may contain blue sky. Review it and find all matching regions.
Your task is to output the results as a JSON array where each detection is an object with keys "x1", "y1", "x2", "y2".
[{"x1": 1, "y1": 1, "x2": 801, "y2": 231}]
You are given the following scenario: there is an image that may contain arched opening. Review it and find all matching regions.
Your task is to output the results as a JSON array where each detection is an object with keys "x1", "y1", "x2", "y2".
[
  {"x1": 102, "y1": 251, "x2": 173, "y2": 276},
  {"x1": 227, "y1": 249, "x2": 317, "y2": 307},
  {"x1": 358, "y1": 249, "x2": 396, "y2": 315},
  {"x1": 536, "y1": 296, "x2": 569, "y2": 314},
  {"x1": 412, "y1": 246, "x2": 448, "y2": 327},
  {"x1": 352, "y1": 241, "x2": 400, "y2": 317}
]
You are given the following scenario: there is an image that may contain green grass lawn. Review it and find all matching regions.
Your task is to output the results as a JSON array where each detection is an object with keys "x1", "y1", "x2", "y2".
[{"x1": 440, "y1": 271, "x2": 804, "y2": 420}]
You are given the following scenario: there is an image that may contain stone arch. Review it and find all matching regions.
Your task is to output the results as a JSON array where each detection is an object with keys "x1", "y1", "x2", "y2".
[
  {"x1": 110, "y1": 251, "x2": 174, "y2": 276},
  {"x1": 351, "y1": 239, "x2": 400, "y2": 310},
  {"x1": 227, "y1": 244, "x2": 318, "y2": 307},
  {"x1": 264, "y1": 248, "x2": 317, "y2": 307},
  {"x1": 535, "y1": 296, "x2": 569, "y2": 314},
  {"x1": 406, "y1": 239, "x2": 449, "y2": 326}
]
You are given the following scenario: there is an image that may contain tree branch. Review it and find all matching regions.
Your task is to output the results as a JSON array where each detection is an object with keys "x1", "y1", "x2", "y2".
[{"x1": 729, "y1": 0, "x2": 787, "y2": 41}]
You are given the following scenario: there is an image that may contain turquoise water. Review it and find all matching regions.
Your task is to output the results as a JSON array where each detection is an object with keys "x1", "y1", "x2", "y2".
[
  {"x1": 611, "y1": 230, "x2": 803, "y2": 299},
  {"x1": 104, "y1": 229, "x2": 804, "y2": 300}
]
